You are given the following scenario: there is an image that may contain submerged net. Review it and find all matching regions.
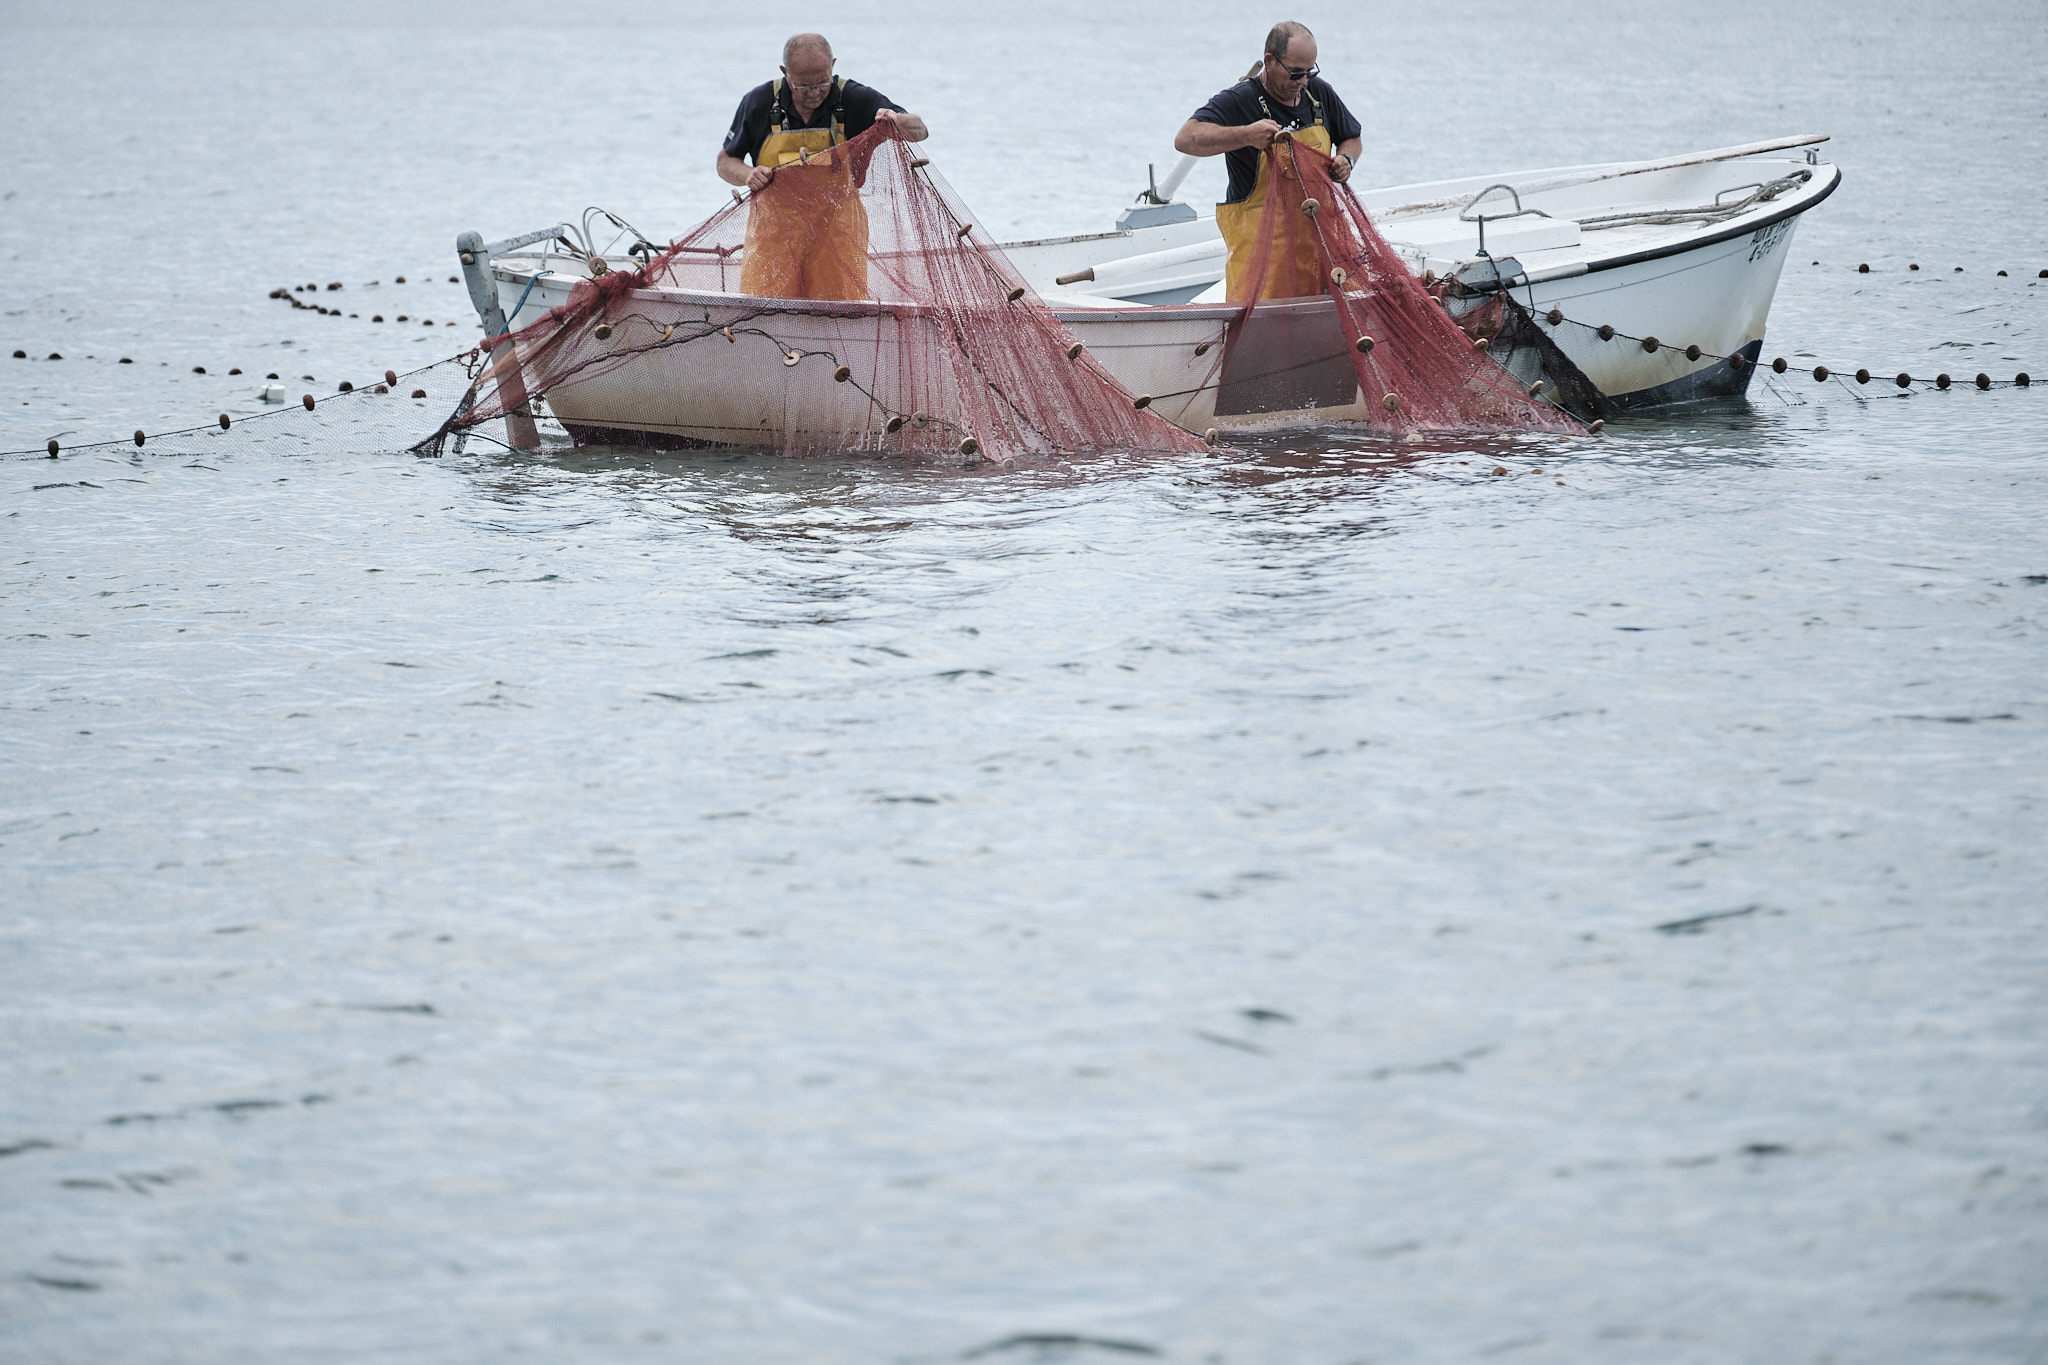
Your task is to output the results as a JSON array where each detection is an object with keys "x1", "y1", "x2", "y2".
[
  {"x1": 431, "y1": 123, "x2": 1207, "y2": 462},
  {"x1": 1228, "y1": 134, "x2": 1583, "y2": 436}
]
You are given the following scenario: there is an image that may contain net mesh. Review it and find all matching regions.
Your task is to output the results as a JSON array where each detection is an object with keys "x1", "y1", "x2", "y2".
[
  {"x1": 433, "y1": 123, "x2": 1208, "y2": 462},
  {"x1": 1228, "y1": 134, "x2": 1583, "y2": 436}
]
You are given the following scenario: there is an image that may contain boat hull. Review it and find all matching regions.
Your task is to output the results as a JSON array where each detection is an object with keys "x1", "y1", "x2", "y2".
[{"x1": 481, "y1": 146, "x2": 1836, "y2": 445}]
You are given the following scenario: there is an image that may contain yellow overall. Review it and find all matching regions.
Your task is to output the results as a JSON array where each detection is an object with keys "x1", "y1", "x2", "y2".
[
  {"x1": 740, "y1": 77, "x2": 871, "y2": 302},
  {"x1": 1216, "y1": 90, "x2": 1332, "y2": 303}
]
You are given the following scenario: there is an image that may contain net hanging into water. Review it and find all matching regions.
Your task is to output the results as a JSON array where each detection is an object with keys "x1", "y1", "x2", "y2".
[
  {"x1": 1227, "y1": 133, "x2": 1584, "y2": 436},
  {"x1": 430, "y1": 124, "x2": 1208, "y2": 462}
]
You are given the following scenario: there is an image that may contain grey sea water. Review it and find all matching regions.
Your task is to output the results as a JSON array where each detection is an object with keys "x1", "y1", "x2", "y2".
[{"x1": 3, "y1": 2, "x2": 2044, "y2": 1361}]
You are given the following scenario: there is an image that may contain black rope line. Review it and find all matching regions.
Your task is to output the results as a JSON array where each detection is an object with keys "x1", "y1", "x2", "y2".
[
  {"x1": 1525, "y1": 308, "x2": 2032, "y2": 393},
  {"x1": 6, "y1": 352, "x2": 481, "y2": 459}
]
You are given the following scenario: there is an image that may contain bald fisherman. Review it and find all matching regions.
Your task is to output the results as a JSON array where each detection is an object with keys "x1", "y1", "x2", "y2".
[
  {"x1": 1174, "y1": 22, "x2": 1363, "y2": 300},
  {"x1": 717, "y1": 34, "x2": 929, "y2": 300}
]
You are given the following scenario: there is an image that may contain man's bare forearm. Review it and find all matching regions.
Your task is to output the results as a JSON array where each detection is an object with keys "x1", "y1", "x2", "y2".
[
  {"x1": 1174, "y1": 118, "x2": 1264, "y2": 156},
  {"x1": 716, "y1": 151, "x2": 752, "y2": 186}
]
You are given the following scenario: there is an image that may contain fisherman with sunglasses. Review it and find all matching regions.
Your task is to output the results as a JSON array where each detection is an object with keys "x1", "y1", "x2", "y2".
[{"x1": 1174, "y1": 22, "x2": 1363, "y2": 300}]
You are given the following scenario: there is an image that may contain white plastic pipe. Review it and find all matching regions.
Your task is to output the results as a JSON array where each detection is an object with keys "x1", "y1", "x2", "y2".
[
  {"x1": 1154, "y1": 154, "x2": 1198, "y2": 204},
  {"x1": 1056, "y1": 237, "x2": 1226, "y2": 287}
]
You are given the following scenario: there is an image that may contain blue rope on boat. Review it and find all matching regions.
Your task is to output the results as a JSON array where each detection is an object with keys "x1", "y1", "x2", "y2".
[{"x1": 502, "y1": 270, "x2": 553, "y2": 333}]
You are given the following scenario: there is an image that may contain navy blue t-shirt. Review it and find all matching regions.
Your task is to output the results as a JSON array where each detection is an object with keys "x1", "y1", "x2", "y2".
[
  {"x1": 1191, "y1": 77, "x2": 1362, "y2": 204},
  {"x1": 721, "y1": 78, "x2": 906, "y2": 165}
]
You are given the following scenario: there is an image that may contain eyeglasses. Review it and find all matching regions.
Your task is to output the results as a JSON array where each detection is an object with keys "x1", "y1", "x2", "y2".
[
  {"x1": 1270, "y1": 59, "x2": 1318, "y2": 80},
  {"x1": 788, "y1": 78, "x2": 834, "y2": 93}
]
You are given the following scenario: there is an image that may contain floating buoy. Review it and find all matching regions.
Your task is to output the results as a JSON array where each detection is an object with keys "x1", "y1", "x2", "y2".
[
  {"x1": 593, "y1": 322, "x2": 613, "y2": 340},
  {"x1": 782, "y1": 351, "x2": 801, "y2": 367},
  {"x1": 194, "y1": 365, "x2": 206, "y2": 374},
  {"x1": 959, "y1": 435, "x2": 980, "y2": 456},
  {"x1": 372, "y1": 315, "x2": 383, "y2": 323},
  {"x1": 1491, "y1": 465, "x2": 1508, "y2": 476},
  {"x1": 1896, "y1": 373, "x2": 1911, "y2": 388},
  {"x1": 1813, "y1": 365, "x2": 1829, "y2": 382},
  {"x1": 1771, "y1": 356, "x2": 1787, "y2": 373},
  {"x1": 1528, "y1": 380, "x2": 1545, "y2": 397},
  {"x1": 339, "y1": 380, "x2": 353, "y2": 392},
  {"x1": 1007, "y1": 286, "x2": 1025, "y2": 302},
  {"x1": 911, "y1": 411, "x2": 929, "y2": 427},
  {"x1": 956, "y1": 222, "x2": 975, "y2": 239},
  {"x1": 1300, "y1": 198, "x2": 1319, "y2": 218},
  {"x1": 219, "y1": 413, "x2": 231, "y2": 430},
  {"x1": 2039, "y1": 270, "x2": 2048, "y2": 279},
  {"x1": 910, "y1": 157, "x2": 930, "y2": 169},
  {"x1": 119, "y1": 357, "x2": 132, "y2": 364},
  {"x1": 833, "y1": 365, "x2": 851, "y2": 383},
  {"x1": 721, "y1": 326, "x2": 735, "y2": 343},
  {"x1": 1381, "y1": 392, "x2": 1400, "y2": 413},
  {"x1": 229, "y1": 367, "x2": 242, "y2": 375},
  {"x1": 396, "y1": 275, "x2": 405, "y2": 283},
  {"x1": 1855, "y1": 368, "x2": 1871, "y2": 384},
  {"x1": 1858, "y1": 263, "x2": 1869, "y2": 273},
  {"x1": 373, "y1": 383, "x2": 388, "y2": 394},
  {"x1": 1729, "y1": 353, "x2": 1749, "y2": 371},
  {"x1": 1132, "y1": 394, "x2": 1153, "y2": 409},
  {"x1": 1546, "y1": 307, "x2": 1563, "y2": 326},
  {"x1": 303, "y1": 394, "x2": 315, "y2": 410},
  {"x1": 1643, "y1": 337, "x2": 1661, "y2": 353},
  {"x1": 1909, "y1": 263, "x2": 1920, "y2": 271},
  {"x1": 2017, "y1": 372, "x2": 2031, "y2": 386},
  {"x1": 885, "y1": 415, "x2": 906, "y2": 433},
  {"x1": 47, "y1": 439, "x2": 58, "y2": 457},
  {"x1": 1066, "y1": 342, "x2": 1084, "y2": 360},
  {"x1": 1588, "y1": 419, "x2": 1605, "y2": 434},
  {"x1": 1976, "y1": 372, "x2": 1991, "y2": 389},
  {"x1": 1954, "y1": 266, "x2": 1963, "y2": 273},
  {"x1": 1936, "y1": 373, "x2": 1951, "y2": 389},
  {"x1": 1354, "y1": 335, "x2": 1374, "y2": 355},
  {"x1": 1330, "y1": 266, "x2": 1347, "y2": 286},
  {"x1": 588, "y1": 257, "x2": 609, "y2": 276},
  {"x1": 327, "y1": 281, "x2": 342, "y2": 291},
  {"x1": 411, "y1": 388, "x2": 427, "y2": 399},
  {"x1": 1203, "y1": 427, "x2": 1219, "y2": 446},
  {"x1": 133, "y1": 430, "x2": 145, "y2": 447},
  {"x1": 385, "y1": 370, "x2": 397, "y2": 385},
  {"x1": 11, "y1": 350, "x2": 24, "y2": 358},
  {"x1": 1423, "y1": 269, "x2": 1436, "y2": 285},
  {"x1": 1597, "y1": 325, "x2": 1614, "y2": 340},
  {"x1": 732, "y1": 189, "x2": 744, "y2": 204},
  {"x1": 1194, "y1": 341, "x2": 1212, "y2": 356},
  {"x1": 1473, "y1": 336, "x2": 1489, "y2": 351},
  {"x1": 1685, "y1": 344, "x2": 1702, "y2": 361},
  {"x1": 1998, "y1": 270, "x2": 2007, "y2": 277}
]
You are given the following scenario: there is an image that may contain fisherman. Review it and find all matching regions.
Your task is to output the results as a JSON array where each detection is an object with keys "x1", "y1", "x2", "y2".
[
  {"x1": 1173, "y1": 22, "x2": 1363, "y2": 301},
  {"x1": 717, "y1": 34, "x2": 929, "y2": 301}
]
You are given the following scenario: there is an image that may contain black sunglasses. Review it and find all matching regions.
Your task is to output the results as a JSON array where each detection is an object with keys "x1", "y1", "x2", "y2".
[{"x1": 1270, "y1": 59, "x2": 1318, "y2": 80}]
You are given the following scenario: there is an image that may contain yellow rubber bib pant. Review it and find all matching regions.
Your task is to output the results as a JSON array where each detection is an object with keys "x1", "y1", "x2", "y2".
[
  {"x1": 740, "y1": 79, "x2": 871, "y2": 302},
  {"x1": 1216, "y1": 122, "x2": 1333, "y2": 303}
]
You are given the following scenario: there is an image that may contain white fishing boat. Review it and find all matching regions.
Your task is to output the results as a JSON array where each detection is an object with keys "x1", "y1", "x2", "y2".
[{"x1": 461, "y1": 134, "x2": 1838, "y2": 446}]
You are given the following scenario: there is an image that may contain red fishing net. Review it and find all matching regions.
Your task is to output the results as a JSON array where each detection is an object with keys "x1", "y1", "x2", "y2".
[
  {"x1": 1227, "y1": 134, "x2": 1584, "y2": 436},
  {"x1": 433, "y1": 123, "x2": 1207, "y2": 462}
]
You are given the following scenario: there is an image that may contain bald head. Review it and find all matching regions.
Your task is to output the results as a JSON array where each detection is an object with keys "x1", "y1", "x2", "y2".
[
  {"x1": 1264, "y1": 21, "x2": 1312, "y2": 62},
  {"x1": 782, "y1": 32, "x2": 832, "y2": 65}
]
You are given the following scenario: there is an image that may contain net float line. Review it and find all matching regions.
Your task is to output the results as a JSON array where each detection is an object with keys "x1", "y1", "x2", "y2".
[
  {"x1": 4, "y1": 351, "x2": 478, "y2": 459},
  {"x1": 1512, "y1": 305, "x2": 2035, "y2": 395}
]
